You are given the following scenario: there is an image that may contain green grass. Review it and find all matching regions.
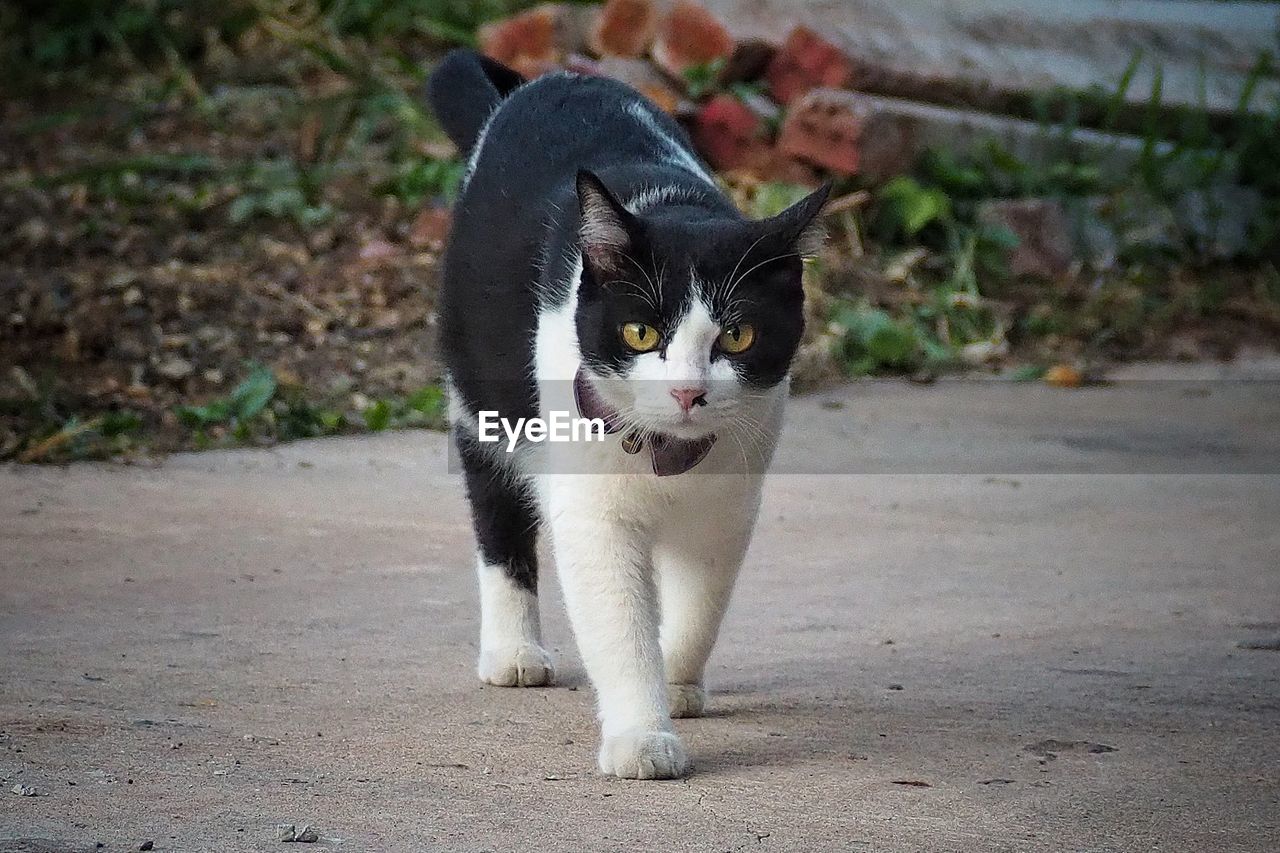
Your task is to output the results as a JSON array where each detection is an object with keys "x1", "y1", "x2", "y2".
[
  {"x1": 175, "y1": 362, "x2": 447, "y2": 450},
  {"x1": 1, "y1": 1, "x2": 547, "y2": 76},
  {"x1": 1, "y1": 363, "x2": 449, "y2": 462}
]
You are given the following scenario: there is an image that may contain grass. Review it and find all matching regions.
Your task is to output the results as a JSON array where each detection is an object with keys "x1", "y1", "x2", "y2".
[
  {"x1": 3, "y1": 0, "x2": 491, "y2": 229},
  {"x1": 173, "y1": 362, "x2": 445, "y2": 451},
  {"x1": 2, "y1": 362, "x2": 448, "y2": 462},
  {"x1": 2, "y1": 367, "x2": 147, "y2": 462},
  {"x1": 1, "y1": 1, "x2": 544, "y2": 75},
  {"x1": 817, "y1": 46, "x2": 1280, "y2": 378}
]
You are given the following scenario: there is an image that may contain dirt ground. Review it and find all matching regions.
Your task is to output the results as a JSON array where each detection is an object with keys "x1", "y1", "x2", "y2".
[
  {"x1": 3, "y1": 375, "x2": 1278, "y2": 852},
  {"x1": 0, "y1": 112, "x2": 446, "y2": 458}
]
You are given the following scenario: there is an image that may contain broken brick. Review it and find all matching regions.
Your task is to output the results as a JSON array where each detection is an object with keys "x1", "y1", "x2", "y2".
[
  {"x1": 690, "y1": 92, "x2": 817, "y2": 183},
  {"x1": 692, "y1": 94, "x2": 772, "y2": 173},
  {"x1": 779, "y1": 90, "x2": 1166, "y2": 188},
  {"x1": 652, "y1": 1, "x2": 735, "y2": 80},
  {"x1": 597, "y1": 57, "x2": 683, "y2": 113},
  {"x1": 589, "y1": 0, "x2": 660, "y2": 58},
  {"x1": 777, "y1": 88, "x2": 913, "y2": 179},
  {"x1": 753, "y1": 150, "x2": 824, "y2": 187},
  {"x1": 478, "y1": 7, "x2": 557, "y2": 78},
  {"x1": 479, "y1": 3, "x2": 596, "y2": 78},
  {"x1": 766, "y1": 26, "x2": 855, "y2": 105},
  {"x1": 720, "y1": 146, "x2": 824, "y2": 186}
]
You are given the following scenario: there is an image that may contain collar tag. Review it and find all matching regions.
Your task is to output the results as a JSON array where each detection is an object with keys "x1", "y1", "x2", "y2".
[{"x1": 573, "y1": 368, "x2": 715, "y2": 475}]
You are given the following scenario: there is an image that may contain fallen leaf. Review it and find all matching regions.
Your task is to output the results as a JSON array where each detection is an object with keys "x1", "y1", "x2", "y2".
[{"x1": 1044, "y1": 364, "x2": 1083, "y2": 388}]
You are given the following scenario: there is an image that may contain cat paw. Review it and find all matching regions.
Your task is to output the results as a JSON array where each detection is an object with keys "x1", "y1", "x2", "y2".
[
  {"x1": 668, "y1": 683, "x2": 706, "y2": 718},
  {"x1": 477, "y1": 643, "x2": 555, "y2": 687},
  {"x1": 598, "y1": 729, "x2": 690, "y2": 780}
]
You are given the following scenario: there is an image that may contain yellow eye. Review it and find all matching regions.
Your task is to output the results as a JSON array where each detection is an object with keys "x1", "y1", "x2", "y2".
[
  {"x1": 717, "y1": 324, "x2": 756, "y2": 354},
  {"x1": 621, "y1": 322, "x2": 661, "y2": 352}
]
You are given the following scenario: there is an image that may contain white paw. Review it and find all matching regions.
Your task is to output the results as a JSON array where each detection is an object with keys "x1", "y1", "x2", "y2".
[
  {"x1": 598, "y1": 729, "x2": 690, "y2": 780},
  {"x1": 668, "y1": 683, "x2": 707, "y2": 718},
  {"x1": 477, "y1": 643, "x2": 555, "y2": 687}
]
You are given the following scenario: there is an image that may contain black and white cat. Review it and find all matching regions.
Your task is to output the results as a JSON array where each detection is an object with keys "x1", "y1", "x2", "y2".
[{"x1": 427, "y1": 50, "x2": 827, "y2": 779}]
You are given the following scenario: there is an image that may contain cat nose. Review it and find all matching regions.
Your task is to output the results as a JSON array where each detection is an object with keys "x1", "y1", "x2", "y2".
[{"x1": 669, "y1": 387, "x2": 708, "y2": 413}]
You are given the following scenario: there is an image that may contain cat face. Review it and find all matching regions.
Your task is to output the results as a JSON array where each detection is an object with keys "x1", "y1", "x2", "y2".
[{"x1": 573, "y1": 171, "x2": 828, "y2": 440}]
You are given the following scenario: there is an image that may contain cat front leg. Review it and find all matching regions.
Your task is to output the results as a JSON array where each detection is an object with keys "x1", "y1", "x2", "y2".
[
  {"x1": 546, "y1": 493, "x2": 689, "y2": 779},
  {"x1": 656, "y1": 508, "x2": 756, "y2": 719},
  {"x1": 457, "y1": 432, "x2": 554, "y2": 687}
]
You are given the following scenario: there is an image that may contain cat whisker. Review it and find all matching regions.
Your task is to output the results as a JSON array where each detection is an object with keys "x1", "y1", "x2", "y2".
[
  {"x1": 718, "y1": 233, "x2": 769, "y2": 308},
  {"x1": 620, "y1": 251, "x2": 662, "y2": 313},
  {"x1": 723, "y1": 251, "x2": 801, "y2": 308},
  {"x1": 620, "y1": 281, "x2": 661, "y2": 312},
  {"x1": 723, "y1": 424, "x2": 752, "y2": 475},
  {"x1": 721, "y1": 420, "x2": 768, "y2": 474}
]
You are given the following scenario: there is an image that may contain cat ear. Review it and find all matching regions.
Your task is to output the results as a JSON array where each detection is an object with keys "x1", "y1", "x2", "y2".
[
  {"x1": 764, "y1": 181, "x2": 832, "y2": 259},
  {"x1": 576, "y1": 170, "x2": 634, "y2": 277}
]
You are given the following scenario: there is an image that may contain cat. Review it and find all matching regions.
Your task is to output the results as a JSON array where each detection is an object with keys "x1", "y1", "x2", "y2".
[{"x1": 426, "y1": 49, "x2": 828, "y2": 779}]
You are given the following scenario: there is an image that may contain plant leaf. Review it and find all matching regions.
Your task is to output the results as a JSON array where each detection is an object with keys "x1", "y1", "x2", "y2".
[
  {"x1": 879, "y1": 177, "x2": 951, "y2": 237},
  {"x1": 364, "y1": 400, "x2": 391, "y2": 432},
  {"x1": 230, "y1": 364, "x2": 277, "y2": 420}
]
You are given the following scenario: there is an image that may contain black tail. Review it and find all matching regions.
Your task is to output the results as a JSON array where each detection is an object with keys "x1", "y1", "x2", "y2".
[{"x1": 425, "y1": 50, "x2": 525, "y2": 155}]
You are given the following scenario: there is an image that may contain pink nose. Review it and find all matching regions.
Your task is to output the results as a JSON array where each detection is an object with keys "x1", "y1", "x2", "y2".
[{"x1": 669, "y1": 387, "x2": 707, "y2": 413}]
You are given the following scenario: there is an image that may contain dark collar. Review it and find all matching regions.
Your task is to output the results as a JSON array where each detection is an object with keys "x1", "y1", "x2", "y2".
[{"x1": 573, "y1": 370, "x2": 716, "y2": 476}]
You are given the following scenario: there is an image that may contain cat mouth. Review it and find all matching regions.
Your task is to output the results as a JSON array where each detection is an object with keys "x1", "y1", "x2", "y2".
[{"x1": 573, "y1": 370, "x2": 716, "y2": 476}]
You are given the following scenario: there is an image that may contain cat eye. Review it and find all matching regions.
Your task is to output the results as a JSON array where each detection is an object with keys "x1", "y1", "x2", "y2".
[
  {"x1": 717, "y1": 324, "x2": 756, "y2": 354},
  {"x1": 620, "y1": 322, "x2": 661, "y2": 352}
]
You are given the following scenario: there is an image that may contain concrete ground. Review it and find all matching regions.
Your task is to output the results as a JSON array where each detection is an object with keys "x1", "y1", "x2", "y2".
[{"x1": 2, "y1": 376, "x2": 1279, "y2": 852}]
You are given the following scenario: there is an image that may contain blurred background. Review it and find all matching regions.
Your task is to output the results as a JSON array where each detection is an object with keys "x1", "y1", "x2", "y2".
[{"x1": 2, "y1": 0, "x2": 1277, "y2": 463}]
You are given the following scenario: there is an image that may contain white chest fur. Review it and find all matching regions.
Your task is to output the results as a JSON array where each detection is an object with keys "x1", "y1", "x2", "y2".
[{"x1": 494, "y1": 280, "x2": 785, "y2": 777}]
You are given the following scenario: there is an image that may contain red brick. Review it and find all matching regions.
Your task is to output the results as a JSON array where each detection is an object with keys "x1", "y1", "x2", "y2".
[
  {"x1": 717, "y1": 145, "x2": 824, "y2": 186},
  {"x1": 479, "y1": 3, "x2": 596, "y2": 78},
  {"x1": 766, "y1": 26, "x2": 855, "y2": 105},
  {"x1": 589, "y1": 0, "x2": 660, "y2": 58},
  {"x1": 692, "y1": 94, "x2": 771, "y2": 172},
  {"x1": 752, "y1": 150, "x2": 824, "y2": 186},
  {"x1": 652, "y1": 1, "x2": 735, "y2": 79},
  {"x1": 778, "y1": 90, "x2": 1165, "y2": 186},
  {"x1": 777, "y1": 88, "x2": 912, "y2": 179}
]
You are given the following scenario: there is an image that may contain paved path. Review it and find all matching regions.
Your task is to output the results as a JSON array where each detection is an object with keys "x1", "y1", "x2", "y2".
[{"x1": 3, "y1": 378, "x2": 1279, "y2": 851}]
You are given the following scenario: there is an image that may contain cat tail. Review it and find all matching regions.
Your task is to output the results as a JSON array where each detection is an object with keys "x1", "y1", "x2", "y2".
[{"x1": 425, "y1": 50, "x2": 525, "y2": 156}]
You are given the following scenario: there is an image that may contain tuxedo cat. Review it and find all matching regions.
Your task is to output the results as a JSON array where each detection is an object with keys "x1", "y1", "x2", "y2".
[{"x1": 427, "y1": 49, "x2": 827, "y2": 779}]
